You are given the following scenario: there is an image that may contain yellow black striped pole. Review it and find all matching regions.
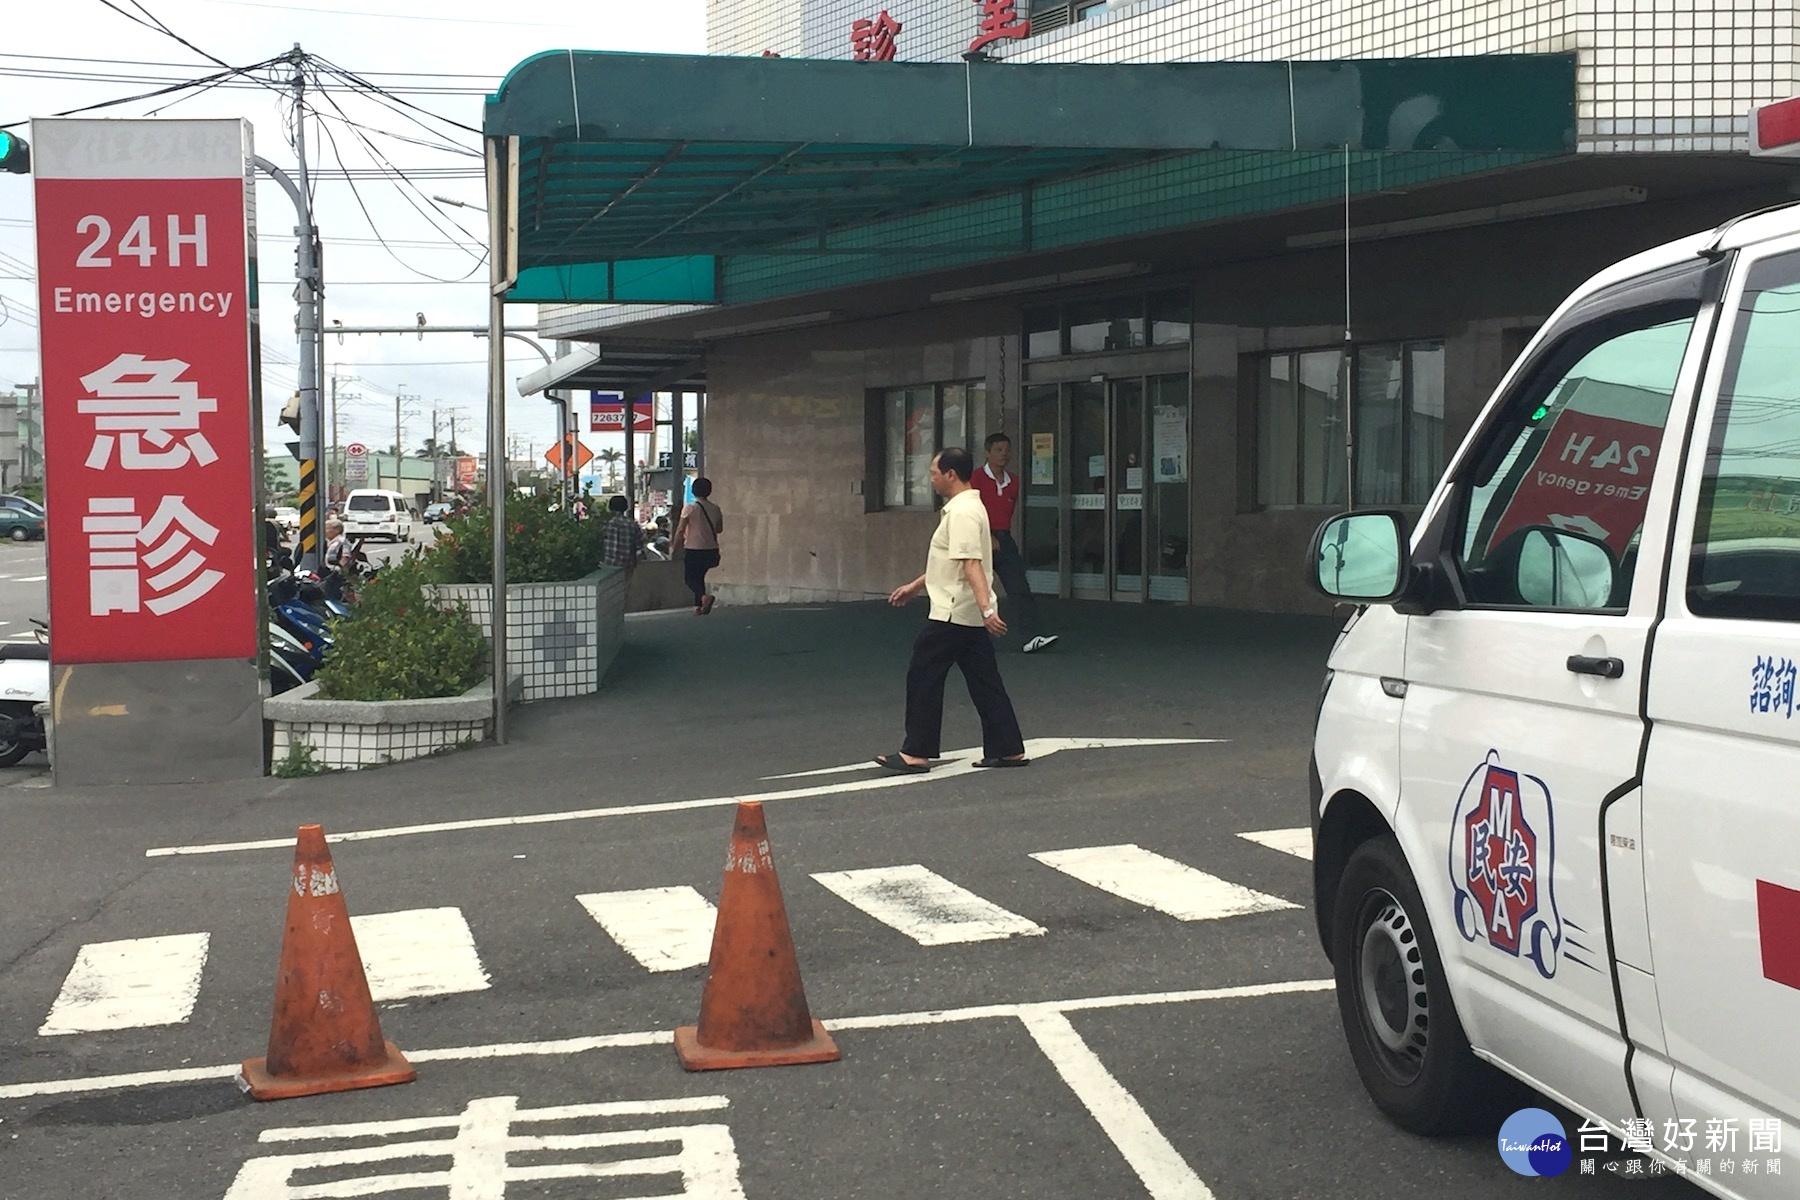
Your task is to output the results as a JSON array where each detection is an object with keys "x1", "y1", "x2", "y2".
[{"x1": 297, "y1": 458, "x2": 320, "y2": 565}]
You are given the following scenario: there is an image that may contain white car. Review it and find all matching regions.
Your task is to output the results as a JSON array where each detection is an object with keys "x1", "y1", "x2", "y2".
[
  {"x1": 341, "y1": 489, "x2": 414, "y2": 543},
  {"x1": 1309, "y1": 201, "x2": 1800, "y2": 1195},
  {"x1": 273, "y1": 506, "x2": 300, "y2": 533}
]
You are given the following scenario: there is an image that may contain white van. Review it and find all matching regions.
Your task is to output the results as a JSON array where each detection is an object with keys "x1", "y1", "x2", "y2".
[
  {"x1": 1309, "y1": 203, "x2": 1800, "y2": 1195},
  {"x1": 341, "y1": 489, "x2": 413, "y2": 543}
]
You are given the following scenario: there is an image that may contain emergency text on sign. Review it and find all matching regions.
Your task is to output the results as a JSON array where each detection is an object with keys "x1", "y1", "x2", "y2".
[{"x1": 53, "y1": 289, "x2": 235, "y2": 320}]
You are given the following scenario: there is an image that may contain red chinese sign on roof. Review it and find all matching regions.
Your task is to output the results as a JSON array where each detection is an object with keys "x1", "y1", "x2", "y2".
[
  {"x1": 851, "y1": 11, "x2": 903, "y2": 61},
  {"x1": 969, "y1": 0, "x2": 1031, "y2": 54}
]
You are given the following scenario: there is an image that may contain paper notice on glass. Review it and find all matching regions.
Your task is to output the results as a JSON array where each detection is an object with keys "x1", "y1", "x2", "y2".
[
  {"x1": 1125, "y1": 467, "x2": 1144, "y2": 490},
  {"x1": 1087, "y1": 454, "x2": 1106, "y2": 480},
  {"x1": 1153, "y1": 405, "x2": 1188, "y2": 482},
  {"x1": 1031, "y1": 433, "x2": 1054, "y2": 485}
]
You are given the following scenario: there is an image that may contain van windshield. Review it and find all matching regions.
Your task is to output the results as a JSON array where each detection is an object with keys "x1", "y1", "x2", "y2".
[{"x1": 346, "y1": 496, "x2": 389, "y2": 512}]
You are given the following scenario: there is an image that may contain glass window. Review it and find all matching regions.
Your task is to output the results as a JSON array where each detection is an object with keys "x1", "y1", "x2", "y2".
[
  {"x1": 1297, "y1": 351, "x2": 1348, "y2": 506},
  {"x1": 1691, "y1": 252, "x2": 1800, "y2": 620},
  {"x1": 1067, "y1": 300, "x2": 1113, "y2": 354},
  {"x1": 1457, "y1": 312, "x2": 1695, "y2": 610},
  {"x1": 1257, "y1": 354, "x2": 1299, "y2": 507},
  {"x1": 1351, "y1": 340, "x2": 1445, "y2": 506},
  {"x1": 1149, "y1": 289, "x2": 1191, "y2": 346},
  {"x1": 879, "y1": 382, "x2": 985, "y2": 509},
  {"x1": 1024, "y1": 307, "x2": 1061, "y2": 358},
  {"x1": 1407, "y1": 342, "x2": 1447, "y2": 501}
]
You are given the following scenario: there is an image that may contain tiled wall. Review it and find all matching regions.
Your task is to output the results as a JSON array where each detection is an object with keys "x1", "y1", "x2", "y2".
[
  {"x1": 708, "y1": 0, "x2": 806, "y2": 55},
  {"x1": 429, "y1": 570, "x2": 627, "y2": 702},
  {"x1": 271, "y1": 718, "x2": 488, "y2": 771},
  {"x1": 728, "y1": 0, "x2": 1797, "y2": 152}
]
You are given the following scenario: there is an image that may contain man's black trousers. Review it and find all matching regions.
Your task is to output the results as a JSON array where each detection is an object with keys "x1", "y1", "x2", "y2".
[{"x1": 902, "y1": 618, "x2": 1025, "y2": 761}]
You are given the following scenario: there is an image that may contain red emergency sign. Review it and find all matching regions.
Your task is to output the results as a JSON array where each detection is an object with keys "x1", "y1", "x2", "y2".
[
  {"x1": 1487, "y1": 401, "x2": 1664, "y2": 558},
  {"x1": 32, "y1": 119, "x2": 260, "y2": 664}
]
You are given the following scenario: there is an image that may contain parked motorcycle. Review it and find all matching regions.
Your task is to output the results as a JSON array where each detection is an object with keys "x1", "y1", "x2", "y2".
[{"x1": 0, "y1": 618, "x2": 50, "y2": 767}]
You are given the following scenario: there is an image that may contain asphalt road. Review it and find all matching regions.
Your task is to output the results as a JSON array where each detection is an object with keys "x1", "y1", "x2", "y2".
[{"x1": 0, "y1": 599, "x2": 1700, "y2": 1199}]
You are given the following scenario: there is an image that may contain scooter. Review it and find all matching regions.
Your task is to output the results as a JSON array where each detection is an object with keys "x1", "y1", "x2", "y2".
[{"x1": 0, "y1": 618, "x2": 50, "y2": 767}]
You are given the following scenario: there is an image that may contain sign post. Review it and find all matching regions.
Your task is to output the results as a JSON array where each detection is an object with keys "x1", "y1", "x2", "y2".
[
  {"x1": 344, "y1": 441, "x2": 369, "y2": 486},
  {"x1": 32, "y1": 117, "x2": 265, "y2": 784}
]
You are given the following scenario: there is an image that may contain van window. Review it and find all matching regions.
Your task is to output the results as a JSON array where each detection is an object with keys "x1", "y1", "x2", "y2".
[
  {"x1": 1454, "y1": 309, "x2": 1696, "y2": 610},
  {"x1": 1691, "y1": 250, "x2": 1800, "y2": 620},
  {"x1": 346, "y1": 495, "x2": 392, "y2": 512}
]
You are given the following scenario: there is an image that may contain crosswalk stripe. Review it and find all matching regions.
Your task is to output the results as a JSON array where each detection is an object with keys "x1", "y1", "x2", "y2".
[
  {"x1": 578, "y1": 886, "x2": 718, "y2": 972},
  {"x1": 1238, "y1": 828, "x2": 1313, "y2": 861},
  {"x1": 39, "y1": 932, "x2": 210, "y2": 1036},
  {"x1": 351, "y1": 908, "x2": 491, "y2": 1001},
  {"x1": 1031, "y1": 844, "x2": 1299, "y2": 921},
  {"x1": 810, "y1": 864, "x2": 1046, "y2": 946}
]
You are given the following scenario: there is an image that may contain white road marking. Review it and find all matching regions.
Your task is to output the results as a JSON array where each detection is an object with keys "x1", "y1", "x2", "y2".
[
  {"x1": 258, "y1": 1094, "x2": 730, "y2": 1142},
  {"x1": 226, "y1": 1094, "x2": 744, "y2": 1200},
  {"x1": 38, "y1": 932, "x2": 210, "y2": 1036},
  {"x1": 811, "y1": 864, "x2": 1045, "y2": 945},
  {"x1": 1031, "y1": 844, "x2": 1299, "y2": 921},
  {"x1": 0, "y1": 978, "x2": 1333, "y2": 1099},
  {"x1": 577, "y1": 886, "x2": 717, "y2": 972},
  {"x1": 17, "y1": 575, "x2": 45, "y2": 582},
  {"x1": 1238, "y1": 828, "x2": 1313, "y2": 860},
  {"x1": 1020, "y1": 1007, "x2": 1215, "y2": 1199},
  {"x1": 351, "y1": 907, "x2": 490, "y2": 1001},
  {"x1": 146, "y1": 737, "x2": 1221, "y2": 857}
]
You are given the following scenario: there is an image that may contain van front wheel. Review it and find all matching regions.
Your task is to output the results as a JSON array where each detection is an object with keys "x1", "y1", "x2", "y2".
[{"x1": 1332, "y1": 834, "x2": 1491, "y2": 1135}]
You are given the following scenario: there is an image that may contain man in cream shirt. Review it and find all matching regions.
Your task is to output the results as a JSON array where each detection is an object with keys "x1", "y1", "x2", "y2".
[{"x1": 874, "y1": 446, "x2": 1029, "y2": 773}]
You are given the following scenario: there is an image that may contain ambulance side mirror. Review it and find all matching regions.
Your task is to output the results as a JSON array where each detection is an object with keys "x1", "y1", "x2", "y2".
[
  {"x1": 1513, "y1": 526, "x2": 1618, "y2": 609},
  {"x1": 1309, "y1": 511, "x2": 1409, "y2": 603}
]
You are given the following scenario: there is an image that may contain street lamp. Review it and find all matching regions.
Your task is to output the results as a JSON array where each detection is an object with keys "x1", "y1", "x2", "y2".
[{"x1": 431, "y1": 194, "x2": 487, "y2": 213}]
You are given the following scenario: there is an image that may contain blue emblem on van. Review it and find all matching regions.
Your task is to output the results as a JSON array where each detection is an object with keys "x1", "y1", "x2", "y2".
[{"x1": 1449, "y1": 752, "x2": 1562, "y2": 979}]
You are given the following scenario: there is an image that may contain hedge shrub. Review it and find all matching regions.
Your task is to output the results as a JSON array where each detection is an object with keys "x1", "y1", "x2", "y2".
[
  {"x1": 423, "y1": 492, "x2": 606, "y2": 585},
  {"x1": 313, "y1": 558, "x2": 488, "y2": 702}
]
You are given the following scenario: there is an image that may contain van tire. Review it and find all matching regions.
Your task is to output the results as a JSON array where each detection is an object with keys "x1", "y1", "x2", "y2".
[{"x1": 1332, "y1": 833, "x2": 1493, "y2": 1135}]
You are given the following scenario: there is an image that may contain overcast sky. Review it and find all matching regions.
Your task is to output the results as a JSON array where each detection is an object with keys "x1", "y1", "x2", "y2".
[{"x1": 1, "y1": 0, "x2": 706, "y2": 465}]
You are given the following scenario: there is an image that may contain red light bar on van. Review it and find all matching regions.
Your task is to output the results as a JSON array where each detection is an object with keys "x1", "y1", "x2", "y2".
[{"x1": 1752, "y1": 95, "x2": 1800, "y2": 156}]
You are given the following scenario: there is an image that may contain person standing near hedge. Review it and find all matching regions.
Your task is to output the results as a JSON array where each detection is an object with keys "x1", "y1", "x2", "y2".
[
  {"x1": 675, "y1": 478, "x2": 724, "y2": 615},
  {"x1": 599, "y1": 495, "x2": 645, "y2": 575}
]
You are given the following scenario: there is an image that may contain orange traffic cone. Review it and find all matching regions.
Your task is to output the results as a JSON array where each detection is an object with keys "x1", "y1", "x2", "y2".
[
  {"x1": 238, "y1": 824, "x2": 416, "y2": 1100},
  {"x1": 675, "y1": 801, "x2": 841, "y2": 1071}
]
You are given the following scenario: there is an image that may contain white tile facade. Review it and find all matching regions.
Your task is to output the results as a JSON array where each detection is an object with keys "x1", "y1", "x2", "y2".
[
  {"x1": 270, "y1": 716, "x2": 489, "y2": 771},
  {"x1": 707, "y1": 0, "x2": 1799, "y2": 153},
  {"x1": 429, "y1": 569, "x2": 628, "y2": 703}
]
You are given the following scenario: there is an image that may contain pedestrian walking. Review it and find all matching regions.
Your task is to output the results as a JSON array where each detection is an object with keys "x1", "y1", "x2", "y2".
[
  {"x1": 675, "y1": 477, "x2": 724, "y2": 615},
  {"x1": 874, "y1": 446, "x2": 1028, "y2": 773},
  {"x1": 599, "y1": 495, "x2": 645, "y2": 573},
  {"x1": 971, "y1": 432, "x2": 1059, "y2": 653}
]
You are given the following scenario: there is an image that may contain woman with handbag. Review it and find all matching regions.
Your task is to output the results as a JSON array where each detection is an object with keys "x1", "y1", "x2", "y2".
[{"x1": 674, "y1": 477, "x2": 724, "y2": 615}]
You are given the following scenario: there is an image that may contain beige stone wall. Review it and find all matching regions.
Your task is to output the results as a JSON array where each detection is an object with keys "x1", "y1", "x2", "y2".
[{"x1": 700, "y1": 308, "x2": 1013, "y2": 604}]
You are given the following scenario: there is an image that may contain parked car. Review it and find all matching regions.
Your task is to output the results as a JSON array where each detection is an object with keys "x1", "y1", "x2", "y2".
[
  {"x1": 273, "y1": 506, "x2": 301, "y2": 533},
  {"x1": 0, "y1": 494, "x2": 44, "y2": 519},
  {"x1": 0, "y1": 508, "x2": 45, "y2": 542},
  {"x1": 1308, "y1": 201, "x2": 1800, "y2": 1194}
]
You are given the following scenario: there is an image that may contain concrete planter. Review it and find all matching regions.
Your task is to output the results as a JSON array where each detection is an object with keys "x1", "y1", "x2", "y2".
[
  {"x1": 427, "y1": 567, "x2": 627, "y2": 702},
  {"x1": 264, "y1": 676, "x2": 522, "y2": 771}
]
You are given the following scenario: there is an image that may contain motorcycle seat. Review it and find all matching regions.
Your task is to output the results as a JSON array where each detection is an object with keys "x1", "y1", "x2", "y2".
[{"x1": 0, "y1": 643, "x2": 49, "y2": 661}]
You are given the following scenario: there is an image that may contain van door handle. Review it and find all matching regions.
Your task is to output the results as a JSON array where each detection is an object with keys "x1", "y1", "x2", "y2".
[{"x1": 1567, "y1": 655, "x2": 1625, "y2": 679}]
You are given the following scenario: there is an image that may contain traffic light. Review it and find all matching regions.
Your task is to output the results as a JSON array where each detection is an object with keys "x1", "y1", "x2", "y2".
[
  {"x1": 0, "y1": 131, "x2": 29, "y2": 175},
  {"x1": 279, "y1": 392, "x2": 302, "y2": 433}
]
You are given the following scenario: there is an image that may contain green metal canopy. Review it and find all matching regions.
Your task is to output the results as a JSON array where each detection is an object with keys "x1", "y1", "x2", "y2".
[{"x1": 483, "y1": 51, "x2": 1577, "y2": 307}]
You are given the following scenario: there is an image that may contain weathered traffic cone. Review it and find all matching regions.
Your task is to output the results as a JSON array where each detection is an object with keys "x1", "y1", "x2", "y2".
[
  {"x1": 238, "y1": 824, "x2": 416, "y2": 1100},
  {"x1": 675, "y1": 801, "x2": 841, "y2": 1071}
]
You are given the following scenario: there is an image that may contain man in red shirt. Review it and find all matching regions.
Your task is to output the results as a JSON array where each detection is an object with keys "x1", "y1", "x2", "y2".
[{"x1": 971, "y1": 432, "x2": 1059, "y2": 653}]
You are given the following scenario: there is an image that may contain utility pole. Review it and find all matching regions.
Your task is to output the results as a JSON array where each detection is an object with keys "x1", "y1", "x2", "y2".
[{"x1": 288, "y1": 44, "x2": 323, "y2": 570}]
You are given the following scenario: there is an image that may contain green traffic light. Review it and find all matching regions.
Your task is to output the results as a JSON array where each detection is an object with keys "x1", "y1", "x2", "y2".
[
  {"x1": 0, "y1": 130, "x2": 30, "y2": 174},
  {"x1": 1530, "y1": 404, "x2": 1550, "y2": 423}
]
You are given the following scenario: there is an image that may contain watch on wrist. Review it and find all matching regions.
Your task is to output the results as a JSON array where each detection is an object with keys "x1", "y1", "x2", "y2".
[{"x1": 982, "y1": 604, "x2": 998, "y2": 619}]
